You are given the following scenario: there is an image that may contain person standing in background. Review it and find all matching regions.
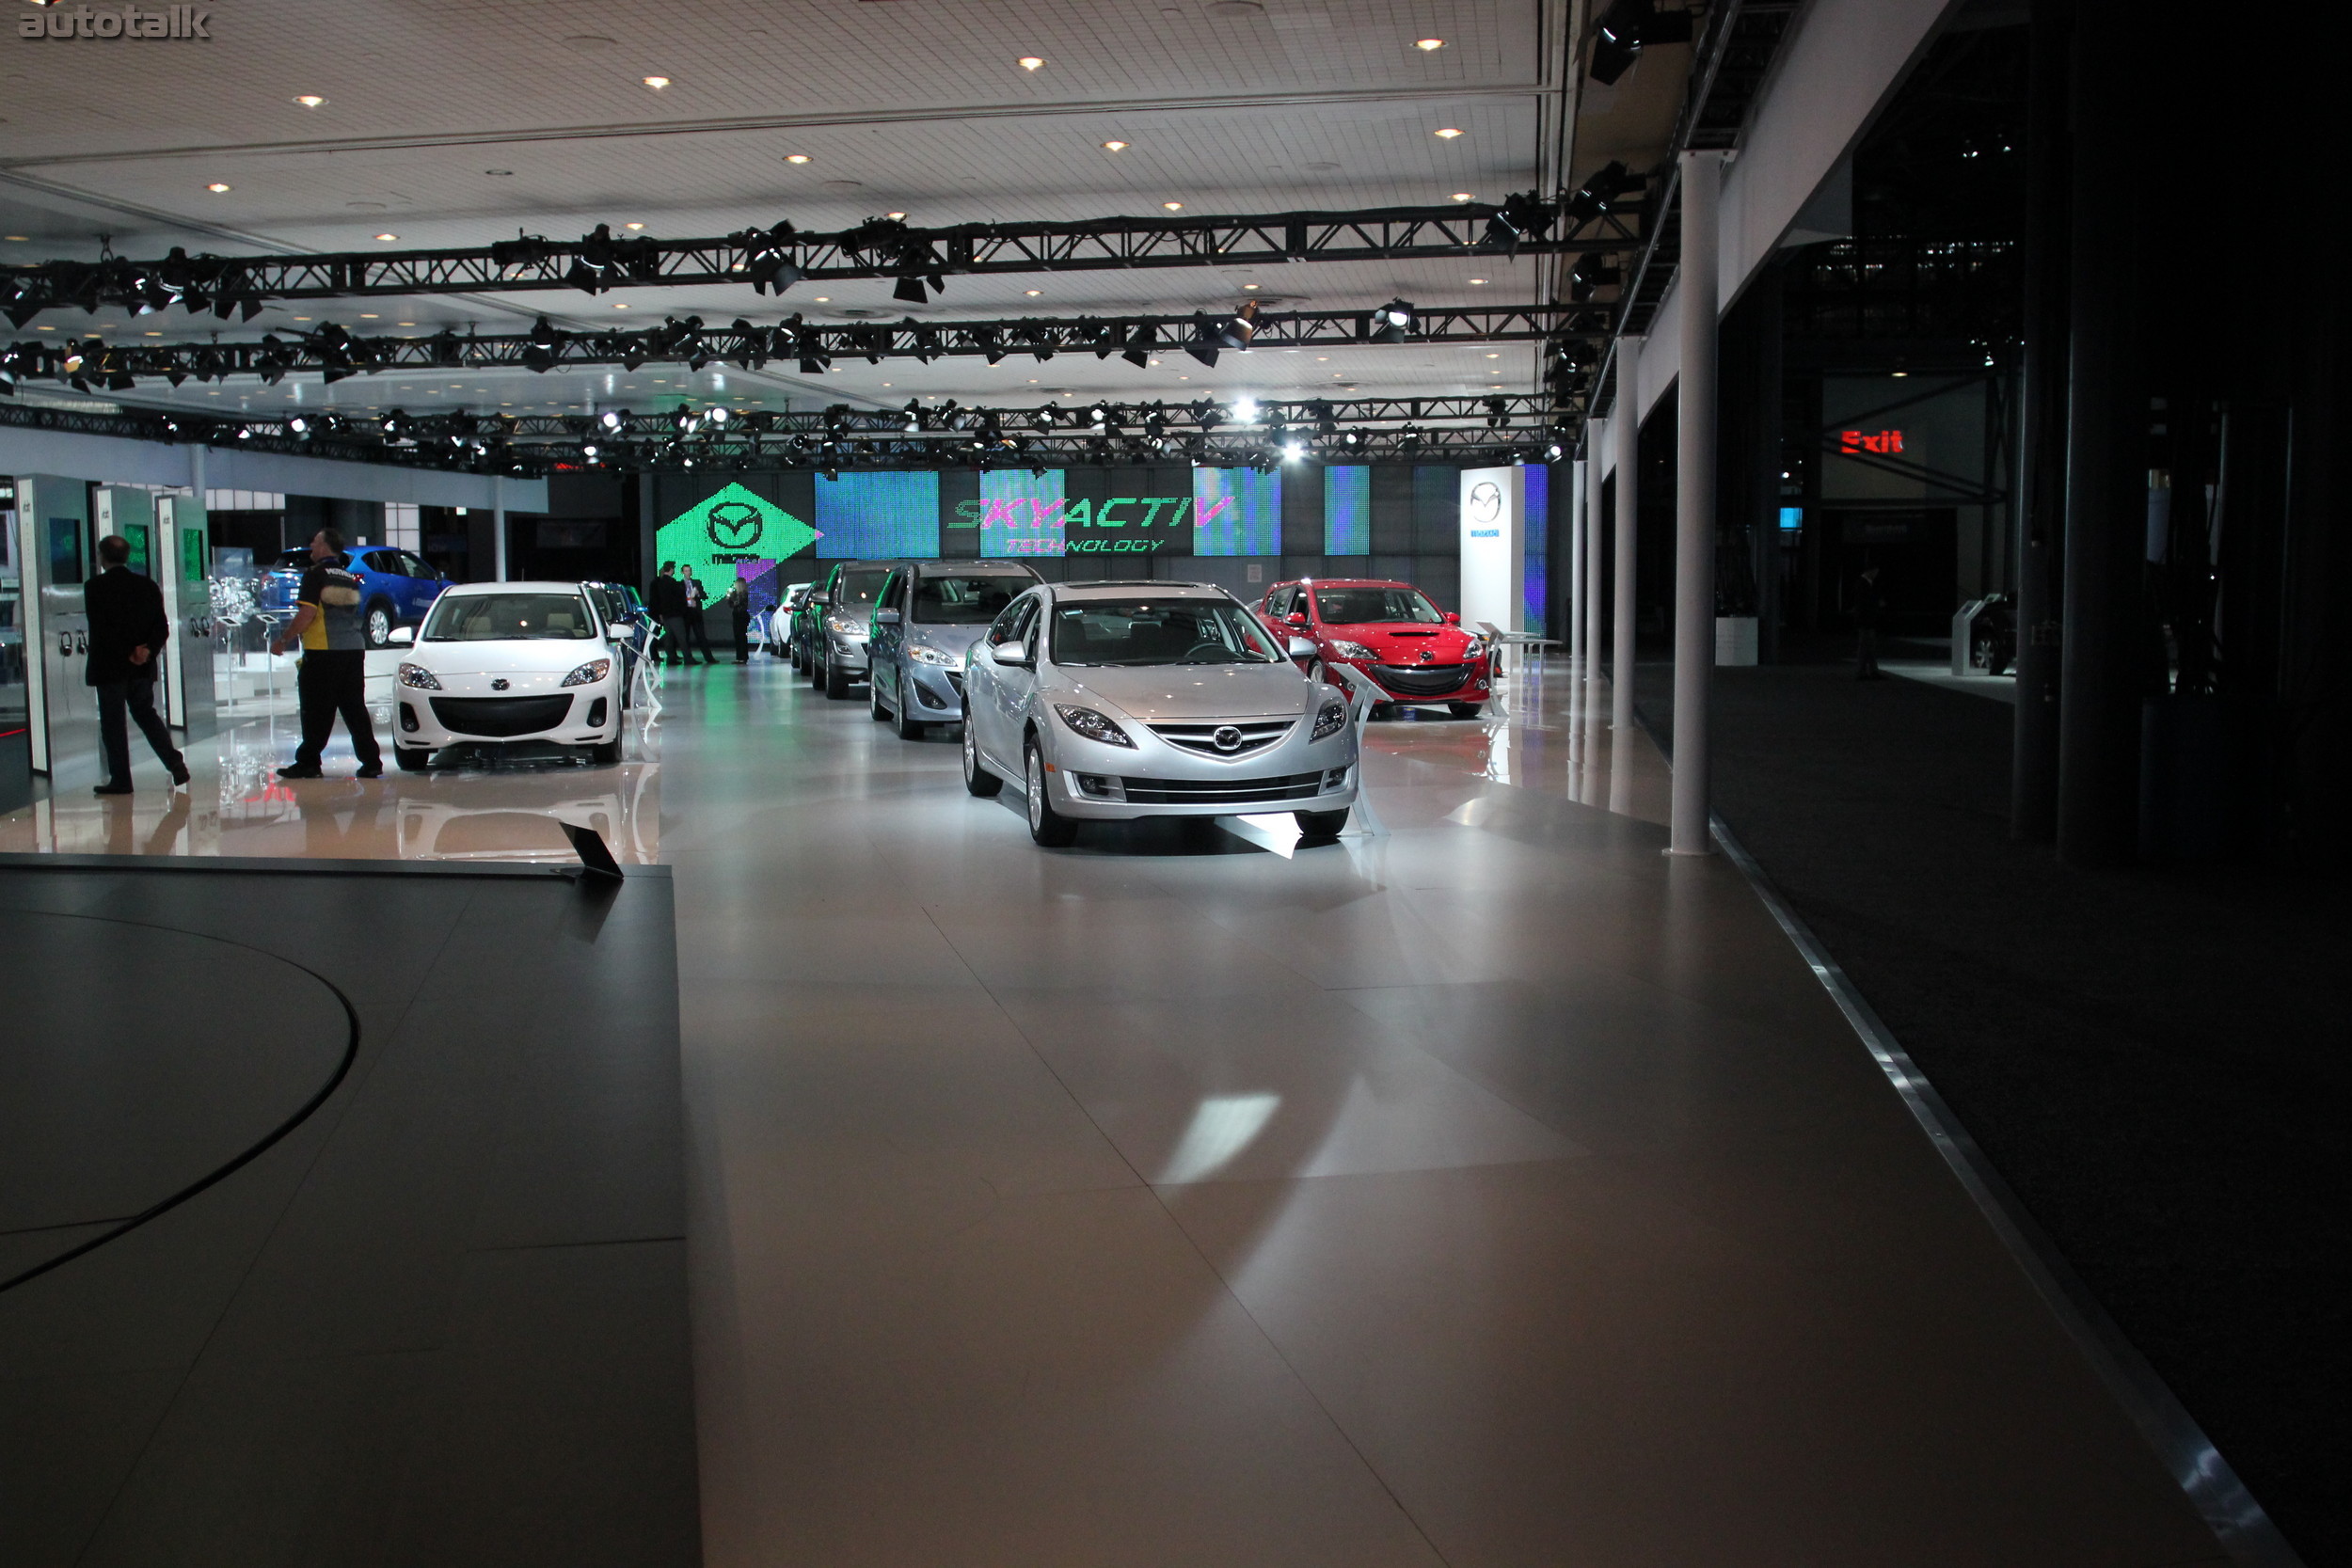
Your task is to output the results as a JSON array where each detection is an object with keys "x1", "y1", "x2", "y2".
[
  {"x1": 725, "y1": 577, "x2": 752, "y2": 664},
  {"x1": 678, "y1": 564, "x2": 718, "y2": 665},
  {"x1": 84, "y1": 533, "x2": 189, "y2": 795},
  {"x1": 650, "y1": 562, "x2": 687, "y2": 667},
  {"x1": 270, "y1": 529, "x2": 382, "y2": 779}
]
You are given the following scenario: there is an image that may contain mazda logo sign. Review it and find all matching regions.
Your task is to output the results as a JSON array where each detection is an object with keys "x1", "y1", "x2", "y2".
[
  {"x1": 491, "y1": 677, "x2": 510, "y2": 690},
  {"x1": 1212, "y1": 725, "x2": 1244, "y2": 752}
]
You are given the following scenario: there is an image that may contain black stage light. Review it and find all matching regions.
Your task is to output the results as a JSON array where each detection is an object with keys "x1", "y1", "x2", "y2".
[
  {"x1": 1122, "y1": 322, "x2": 1156, "y2": 369},
  {"x1": 1031, "y1": 406, "x2": 1057, "y2": 432},
  {"x1": 1370, "y1": 299, "x2": 1416, "y2": 344},
  {"x1": 1088, "y1": 401, "x2": 1112, "y2": 427},
  {"x1": 913, "y1": 325, "x2": 944, "y2": 363},
  {"x1": 1568, "y1": 251, "x2": 1621, "y2": 301},
  {"x1": 1588, "y1": 0, "x2": 1689, "y2": 85},
  {"x1": 523, "y1": 315, "x2": 564, "y2": 372},
  {"x1": 1565, "y1": 161, "x2": 1637, "y2": 225},
  {"x1": 1211, "y1": 298, "x2": 1261, "y2": 352},
  {"x1": 1191, "y1": 397, "x2": 1221, "y2": 431},
  {"x1": 1485, "y1": 395, "x2": 1512, "y2": 429},
  {"x1": 1485, "y1": 191, "x2": 1555, "y2": 255},
  {"x1": 893, "y1": 274, "x2": 930, "y2": 305},
  {"x1": 903, "y1": 398, "x2": 925, "y2": 433}
]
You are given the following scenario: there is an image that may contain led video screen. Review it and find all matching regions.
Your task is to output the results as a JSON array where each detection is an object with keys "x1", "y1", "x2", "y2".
[{"x1": 816, "y1": 471, "x2": 940, "y2": 560}]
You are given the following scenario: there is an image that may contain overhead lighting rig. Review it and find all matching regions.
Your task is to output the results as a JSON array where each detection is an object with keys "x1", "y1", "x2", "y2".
[{"x1": 0, "y1": 197, "x2": 1644, "y2": 323}]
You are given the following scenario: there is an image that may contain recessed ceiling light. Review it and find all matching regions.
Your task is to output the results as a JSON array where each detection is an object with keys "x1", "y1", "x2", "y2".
[
  {"x1": 294, "y1": 94, "x2": 326, "y2": 107},
  {"x1": 886, "y1": 211, "x2": 907, "y2": 220},
  {"x1": 1468, "y1": 277, "x2": 1487, "y2": 284},
  {"x1": 1025, "y1": 289, "x2": 1042, "y2": 296},
  {"x1": 643, "y1": 75, "x2": 671, "y2": 89},
  {"x1": 812, "y1": 295, "x2": 829, "y2": 303},
  {"x1": 613, "y1": 302, "x2": 631, "y2": 309},
  {"x1": 206, "y1": 182, "x2": 230, "y2": 193},
  {"x1": 1451, "y1": 192, "x2": 1474, "y2": 202},
  {"x1": 1435, "y1": 127, "x2": 1465, "y2": 139},
  {"x1": 373, "y1": 232, "x2": 398, "y2": 242},
  {"x1": 785, "y1": 153, "x2": 811, "y2": 165},
  {"x1": 1102, "y1": 140, "x2": 1128, "y2": 151},
  {"x1": 1415, "y1": 37, "x2": 1445, "y2": 50},
  {"x1": 485, "y1": 168, "x2": 514, "y2": 177},
  {"x1": 397, "y1": 321, "x2": 414, "y2": 326},
  {"x1": 293, "y1": 316, "x2": 310, "y2": 321},
  {"x1": 1486, "y1": 352, "x2": 1500, "y2": 358},
  {"x1": 1242, "y1": 283, "x2": 1260, "y2": 290},
  {"x1": 3, "y1": 236, "x2": 25, "y2": 243},
  {"x1": 1163, "y1": 201, "x2": 1184, "y2": 211},
  {"x1": 1018, "y1": 55, "x2": 1043, "y2": 70},
  {"x1": 359, "y1": 313, "x2": 380, "y2": 319},
  {"x1": 625, "y1": 221, "x2": 644, "y2": 230}
]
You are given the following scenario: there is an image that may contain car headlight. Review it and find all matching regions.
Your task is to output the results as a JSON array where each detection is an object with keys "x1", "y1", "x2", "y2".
[
  {"x1": 397, "y1": 662, "x2": 442, "y2": 689},
  {"x1": 561, "y1": 658, "x2": 612, "y2": 687},
  {"x1": 1329, "y1": 641, "x2": 1378, "y2": 660},
  {"x1": 1054, "y1": 705, "x2": 1136, "y2": 749},
  {"x1": 826, "y1": 613, "x2": 866, "y2": 637},
  {"x1": 1311, "y1": 698, "x2": 1350, "y2": 741},
  {"x1": 1461, "y1": 635, "x2": 1488, "y2": 658},
  {"x1": 908, "y1": 642, "x2": 959, "y2": 666}
]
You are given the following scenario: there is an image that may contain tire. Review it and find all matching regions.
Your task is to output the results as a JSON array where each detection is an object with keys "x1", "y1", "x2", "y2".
[
  {"x1": 894, "y1": 673, "x2": 929, "y2": 740},
  {"x1": 824, "y1": 657, "x2": 850, "y2": 701},
  {"x1": 789, "y1": 637, "x2": 804, "y2": 673},
  {"x1": 870, "y1": 677, "x2": 890, "y2": 721},
  {"x1": 962, "y1": 711, "x2": 1003, "y2": 796},
  {"x1": 394, "y1": 744, "x2": 431, "y2": 772},
  {"x1": 364, "y1": 602, "x2": 395, "y2": 649},
  {"x1": 1295, "y1": 807, "x2": 1351, "y2": 838},
  {"x1": 1448, "y1": 702, "x2": 1484, "y2": 720},
  {"x1": 590, "y1": 736, "x2": 623, "y2": 766},
  {"x1": 1025, "y1": 736, "x2": 1077, "y2": 847}
]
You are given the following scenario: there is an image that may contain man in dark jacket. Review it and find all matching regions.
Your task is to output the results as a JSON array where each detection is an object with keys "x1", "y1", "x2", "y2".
[
  {"x1": 649, "y1": 562, "x2": 687, "y2": 666},
  {"x1": 85, "y1": 533, "x2": 189, "y2": 795},
  {"x1": 268, "y1": 529, "x2": 383, "y2": 779}
]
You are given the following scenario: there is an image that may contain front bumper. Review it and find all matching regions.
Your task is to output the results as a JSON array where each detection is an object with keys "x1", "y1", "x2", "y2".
[
  {"x1": 824, "y1": 632, "x2": 870, "y2": 675},
  {"x1": 1040, "y1": 720, "x2": 1359, "y2": 820},
  {"x1": 1335, "y1": 658, "x2": 1490, "y2": 704},
  {"x1": 395, "y1": 683, "x2": 622, "y2": 749},
  {"x1": 899, "y1": 659, "x2": 966, "y2": 718}
]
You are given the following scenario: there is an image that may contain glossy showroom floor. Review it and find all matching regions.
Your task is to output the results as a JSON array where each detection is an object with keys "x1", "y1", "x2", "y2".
[{"x1": 1, "y1": 660, "x2": 2228, "y2": 1567}]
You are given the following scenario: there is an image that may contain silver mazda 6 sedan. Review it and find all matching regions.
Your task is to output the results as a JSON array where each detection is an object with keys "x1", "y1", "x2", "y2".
[{"x1": 961, "y1": 580, "x2": 1358, "y2": 847}]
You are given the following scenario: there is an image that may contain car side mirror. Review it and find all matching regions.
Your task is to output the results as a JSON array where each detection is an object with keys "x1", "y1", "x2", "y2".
[
  {"x1": 388, "y1": 626, "x2": 415, "y2": 646},
  {"x1": 1285, "y1": 612, "x2": 1308, "y2": 627},
  {"x1": 991, "y1": 639, "x2": 1028, "y2": 666},
  {"x1": 875, "y1": 608, "x2": 901, "y2": 626},
  {"x1": 1442, "y1": 611, "x2": 1460, "y2": 625},
  {"x1": 1286, "y1": 636, "x2": 1317, "y2": 658}
]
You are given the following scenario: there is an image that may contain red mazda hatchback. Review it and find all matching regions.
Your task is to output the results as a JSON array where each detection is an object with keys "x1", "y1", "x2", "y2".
[{"x1": 1259, "y1": 578, "x2": 1491, "y2": 718}]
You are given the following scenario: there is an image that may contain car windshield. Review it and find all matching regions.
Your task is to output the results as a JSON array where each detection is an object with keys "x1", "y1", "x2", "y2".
[
  {"x1": 422, "y1": 592, "x2": 596, "y2": 641},
  {"x1": 834, "y1": 569, "x2": 891, "y2": 607},
  {"x1": 1312, "y1": 586, "x2": 1443, "y2": 625},
  {"x1": 1048, "y1": 598, "x2": 1283, "y2": 667},
  {"x1": 914, "y1": 574, "x2": 1026, "y2": 625}
]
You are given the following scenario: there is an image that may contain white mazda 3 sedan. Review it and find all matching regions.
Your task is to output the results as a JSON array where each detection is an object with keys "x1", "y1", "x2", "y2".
[
  {"x1": 961, "y1": 580, "x2": 1358, "y2": 847},
  {"x1": 391, "y1": 582, "x2": 628, "y2": 769}
]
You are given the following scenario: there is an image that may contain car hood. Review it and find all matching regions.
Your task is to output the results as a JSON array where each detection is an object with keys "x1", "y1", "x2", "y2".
[
  {"x1": 1323, "y1": 621, "x2": 1480, "y2": 661},
  {"x1": 908, "y1": 623, "x2": 989, "y2": 657},
  {"x1": 1052, "y1": 661, "x2": 1312, "y2": 721},
  {"x1": 407, "y1": 638, "x2": 614, "y2": 675}
]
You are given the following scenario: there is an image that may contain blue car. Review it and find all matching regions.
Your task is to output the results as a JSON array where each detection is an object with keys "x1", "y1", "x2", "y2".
[{"x1": 259, "y1": 545, "x2": 450, "y2": 648}]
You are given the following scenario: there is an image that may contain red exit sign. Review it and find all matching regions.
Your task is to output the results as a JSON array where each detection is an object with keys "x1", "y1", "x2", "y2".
[{"x1": 1839, "y1": 429, "x2": 1905, "y2": 454}]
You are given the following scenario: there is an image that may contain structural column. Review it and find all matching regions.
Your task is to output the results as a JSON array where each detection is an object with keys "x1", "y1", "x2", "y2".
[
  {"x1": 1611, "y1": 341, "x2": 1642, "y2": 735},
  {"x1": 1670, "y1": 150, "x2": 1724, "y2": 855},
  {"x1": 1584, "y1": 423, "x2": 1609, "y2": 705},
  {"x1": 492, "y1": 476, "x2": 509, "y2": 582},
  {"x1": 1567, "y1": 458, "x2": 1587, "y2": 682}
]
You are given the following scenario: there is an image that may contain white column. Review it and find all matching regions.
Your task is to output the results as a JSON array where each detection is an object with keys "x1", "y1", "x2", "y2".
[
  {"x1": 492, "y1": 476, "x2": 509, "y2": 582},
  {"x1": 1611, "y1": 340, "x2": 1641, "y2": 735},
  {"x1": 1583, "y1": 425, "x2": 1608, "y2": 706},
  {"x1": 1566, "y1": 458, "x2": 1586, "y2": 682},
  {"x1": 1670, "y1": 150, "x2": 1725, "y2": 856}
]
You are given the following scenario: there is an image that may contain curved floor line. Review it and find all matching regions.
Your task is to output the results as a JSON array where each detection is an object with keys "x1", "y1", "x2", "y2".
[{"x1": 0, "y1": 911, "x2": 362, "y2": 1295}]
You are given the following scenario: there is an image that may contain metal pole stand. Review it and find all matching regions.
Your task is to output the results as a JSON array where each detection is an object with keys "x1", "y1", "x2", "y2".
[{"x1": 1331, "y1": 665, "x2": 1391, "y2": 838}]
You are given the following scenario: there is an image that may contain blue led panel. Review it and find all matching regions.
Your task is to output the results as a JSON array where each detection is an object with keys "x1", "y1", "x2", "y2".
[
  {"x1": 1522, "y1": 464, "x2": 1549, "y2": 634},
  {"x1": 815, "y1": 470, "x2": 940, "y2": 559},
  {"x1": 1192, "y1": 467, "x2": 1280, "y2": 557},
  {"x1": 1323, "y1": 466, "x2": 1371, "y2": 556},
  {"x1": 979, "y1": 469, "x2": 1067, "y2": 558}
]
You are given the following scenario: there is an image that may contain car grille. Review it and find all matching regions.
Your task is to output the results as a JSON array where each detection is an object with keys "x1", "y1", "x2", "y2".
[
  {"x1": 1120, "y1": 770, "x2": 1325, "y2": 805},
  {"x1": 1371, "y1": 663, "x2": 1470, "y2": 696},
  {"x1": 430, "y1": 695, "x2": 574, "y2": 737},
  {"x1": 1147, "y1": 719, "x2": 1295, "y2": 759}
]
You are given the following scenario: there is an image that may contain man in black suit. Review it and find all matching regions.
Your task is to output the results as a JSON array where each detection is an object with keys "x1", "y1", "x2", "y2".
[
  {"x1": 85, "y1": 532, "x2": 190, "y2": 796},
  {"x1": 649, "y1": 562, "x2": 688, "y2": 667}
]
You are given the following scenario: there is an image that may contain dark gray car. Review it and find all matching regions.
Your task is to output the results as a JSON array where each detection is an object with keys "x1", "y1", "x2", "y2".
[{"x1": 867, "y1": 561, "x2": 1042, "y2": 738}]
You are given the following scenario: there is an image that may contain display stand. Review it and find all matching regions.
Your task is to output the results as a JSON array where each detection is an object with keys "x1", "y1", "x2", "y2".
[
  {"x1": 631, "y1": 625, "x2": 664, "y2": 721},
  {"x1": 1329, "y1": 665, "x2": 1391, "y2": 839}
]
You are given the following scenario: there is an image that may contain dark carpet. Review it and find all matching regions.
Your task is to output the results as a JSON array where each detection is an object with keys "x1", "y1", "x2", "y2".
[{"x1": 1636, "y1": 658, "x2": 2351, "y2": 1566}]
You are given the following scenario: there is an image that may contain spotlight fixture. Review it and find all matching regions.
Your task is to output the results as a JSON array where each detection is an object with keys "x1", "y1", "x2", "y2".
[
  {"x1": 1564, "y1": 159, "x2": 1640, "y2": 223},
  {"x1": 1369, "y1": 298, "x2": 1416, "y2": 343},
  {"x1": 1588, "y1": 0, "x2": 1691, "y2": 86},
  {"x1": 1121, "y1": 322, "x2": 1157, "y2": 368},
  {"x1": 1568, "y1": 250, "x2": 1621, "y2": 301},
  {"x1": 1484, "y1": 189, "x2": 1555, "y2": 255},
  {"x1": 1230, "y1": 396, "x2": 1260, "y2": 424},
  {"x1": 1434, "y1": 127, "x2": 1464, "y2": 139}
]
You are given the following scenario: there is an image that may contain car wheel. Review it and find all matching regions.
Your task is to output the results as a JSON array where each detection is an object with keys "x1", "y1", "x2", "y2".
[
  {"x1": 962, "y1": 712, "x2": 1003, "y2": 797},
  {"x1": 894, "y1": 677, "x2": 928, "y2": 740},
  {"x1": 824, "y1": 657, "x2": 850, "y2": 700},
  {"x1": 870, "y1": 676, "x2": 890, "y2": 721},
  {"x1": 1025, "y1": 736, "x2": 1077, "y2": 847},
  {"x1": 789, "y1": 638, "x2": 804, "y2": 672},
  {"x1": 1448, "y1": 702, "x2": 1484, "y2": 720},
  {"x1": 590, "y1": 736, "x2": 623, "y2": 767},
  {"x1": 393, "y1": 745, "x2": 431, "y2": 772},
  {"x1": 1295, "y1": 807, "x2": 1351, "y2": 838},
  {"x1": 364, "y1": 602, "x2": 394, "y2": 649}
]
